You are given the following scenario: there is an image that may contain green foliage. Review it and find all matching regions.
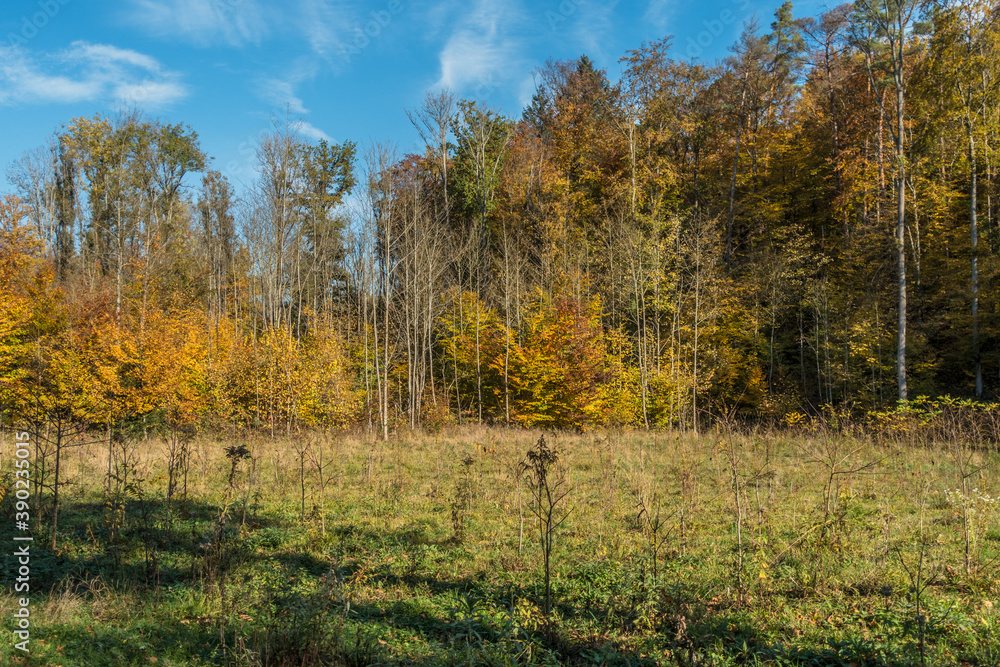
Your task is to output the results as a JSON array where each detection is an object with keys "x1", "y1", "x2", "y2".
[
  {"x1": 3, "y1": 427, "x2": 998, "y2": 666},
  {"x1": 451, "y1": 100, "x2": 514, "y2": 227}
]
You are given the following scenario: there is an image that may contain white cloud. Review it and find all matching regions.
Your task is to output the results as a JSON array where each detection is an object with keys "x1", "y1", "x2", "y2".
[
  {"x1": 252, "y1": 55, "x2": 324, "y2": 119},
  {"x1": 434, "y1": 0, "x2": 527, "y2": 97},
  {"x1": 0, "y1": 51, "x2": 92, "y2": 105},
  {"x1": 0, "y1": 42, "x2": 188, "y2": 108},
  {"x1": 249, "y1": 58, "x2": 334, "y2": 146},
  {"x1": 65, "y1": 42, "x2": 162, "y2": 72},
  {"x1": 125, "y1": 0, "x2": 269, "y2": 47},
  {"x1": 294, "y1": 120, "x2": 333, "y2": 143},
  {"x1": 125, "y1": 0, "x2": 365, "y2": 65},
  {"x1": 114, "y1": 80, "x2": 189, "y2": 107},
  {"x1": 417, "y1": 0, "x2": 463, "y2": 43},
  {"x1": 643, "y1": 0, "x2": 675, "y2": 31},
  {"x1": 297, "y1": 0, "x2": 355, "y2": 60},
  {"x1": 569, "y1": 1, "x2": 619, "y2": 64},
  {"x1": 255, "y1": 77, "x2": 308, "y2": 115}
]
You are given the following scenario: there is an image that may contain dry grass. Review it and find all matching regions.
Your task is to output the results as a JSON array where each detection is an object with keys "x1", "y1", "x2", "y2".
[{"x1": 1, "y1": 422, "x2": 998, "y2": 665}]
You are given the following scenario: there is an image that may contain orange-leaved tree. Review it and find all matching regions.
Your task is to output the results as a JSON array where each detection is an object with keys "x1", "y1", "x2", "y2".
[{"x1": 507, "y1": 294, "x2": 632, "y2": 429}]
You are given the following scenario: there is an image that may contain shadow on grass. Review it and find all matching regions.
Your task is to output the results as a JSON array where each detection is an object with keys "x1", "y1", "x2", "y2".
[
  {"x1": 0, "y1": 496, "x2": 284, "y2": 592},
  {"x1": 3, "y1": 502, "x2": 924, "y2": 666}
]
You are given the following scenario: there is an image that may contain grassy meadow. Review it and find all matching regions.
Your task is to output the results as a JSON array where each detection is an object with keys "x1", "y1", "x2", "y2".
[{"x1": 2, "y1": 421, "x2": 1000, "y2": 666}]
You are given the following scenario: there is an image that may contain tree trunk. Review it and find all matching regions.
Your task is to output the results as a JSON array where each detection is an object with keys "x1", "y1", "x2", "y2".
[
  {"x1": 970, "y1": 128, "x2": 981, "y2": 396},
  {"x1": 726, "y1": 75, "x2": 749, "y2": 269},
  {"x1": 895, "y1": 55, "x2": 907, "y2": 402}
]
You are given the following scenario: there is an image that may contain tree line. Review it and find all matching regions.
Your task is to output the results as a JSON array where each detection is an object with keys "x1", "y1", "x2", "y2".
[{"x1": 3, "y1": 0, "x2": 1000, "y2": 438}]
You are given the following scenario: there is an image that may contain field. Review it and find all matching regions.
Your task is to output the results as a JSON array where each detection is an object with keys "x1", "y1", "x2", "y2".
[{"x1": 2, "y1": 423, "x2": 1000, "y2": 666}]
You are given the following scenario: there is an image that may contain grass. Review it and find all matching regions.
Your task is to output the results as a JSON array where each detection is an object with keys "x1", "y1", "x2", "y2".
[{"x1": 1, "y1": 424, "x2": 999, "y2": 666}]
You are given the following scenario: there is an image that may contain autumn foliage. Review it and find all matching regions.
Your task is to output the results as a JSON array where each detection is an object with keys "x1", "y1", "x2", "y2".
[{"x1": 5, "y1": 1, "x2": 1000, "y2": 434}]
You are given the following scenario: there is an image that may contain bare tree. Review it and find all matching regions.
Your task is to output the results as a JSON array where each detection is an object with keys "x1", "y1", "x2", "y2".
[
  {"x1": 6, "y1": 143, "x2": 58, "y2": 260},
  {"x1": 198, "y1": 170, "x2": 236, "y2": 325},
  {"x1": 407, "y1": 88, "x2": 455, "y2": 228},
  {"x1": 356, "y1": 141, "x2": 400, "y2": 440}
]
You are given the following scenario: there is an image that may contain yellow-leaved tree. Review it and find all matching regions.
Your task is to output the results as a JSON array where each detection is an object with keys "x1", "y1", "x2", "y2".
[
  {"x1": 294, "y1": 328, "x2": 359, "y2": 427},
  {"x1": 436, "y1": 289, "x2": 507, "y2": 423},
  {"x1": 508, "y1": 294, "x2": 637, "y2": 429},
  {"x1": 0, "y1": 196, "x2": 46, "y2": 419}
]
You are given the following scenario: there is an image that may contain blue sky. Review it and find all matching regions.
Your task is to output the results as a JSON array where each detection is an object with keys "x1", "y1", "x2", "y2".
[{"x1": 0, "y1": 0, "x2": 831, "y2": 196}]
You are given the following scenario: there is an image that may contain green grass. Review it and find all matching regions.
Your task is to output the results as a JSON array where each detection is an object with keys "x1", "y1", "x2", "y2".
[{"x1": 2, "y1": 425, "x2": 999, "y2": 665}]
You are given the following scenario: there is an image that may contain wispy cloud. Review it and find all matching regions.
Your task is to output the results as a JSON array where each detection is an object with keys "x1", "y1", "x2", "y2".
[
  {"x1": 125, "y1": 0, "x2": 269, "y2": 47},
  {"x1": 434, "y1": 0, "x2": 528, "y2": 96},
  {"x1": 569, "y1": 1, "x2": 620, "y2": 64},
  {"x1": 297, "y1": 0, "x2": 355, "y2": 60},
  {"x1": 410, "y1": 0, "x2": 464, "y2": 44},
  {"x1": 294, "y1": 119, "x2": 333, "y2": 143},
  {"x1": 249, "y1": 58, "x2": 333, "y2": 145},
  {"x1": 252, "y1": 55, "x2": 322, "y2": 117},
  {"x1": 643, "y1": 0, "x2": 675, "y2": 32},
  {"x1": 67, "y1": 42, "x2": 162, "y2": 71},
  {"x1": 0, "y1": 42, "x2": 188, "y2": 107},
  {"x1": 113, "y1": 79, "x2": 189, "y2": 106},
  {"x1": 254, "y1": 77, "x2": 308, "y2": 115}
]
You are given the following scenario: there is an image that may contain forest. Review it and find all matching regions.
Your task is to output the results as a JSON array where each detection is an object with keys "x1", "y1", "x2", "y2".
[
  {"x1": 2, "y1": 1, "x2": 1000, "y2": 665},
  {"x1": 2, "y1": 1, "x2": 1000, "y2": 437}
]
